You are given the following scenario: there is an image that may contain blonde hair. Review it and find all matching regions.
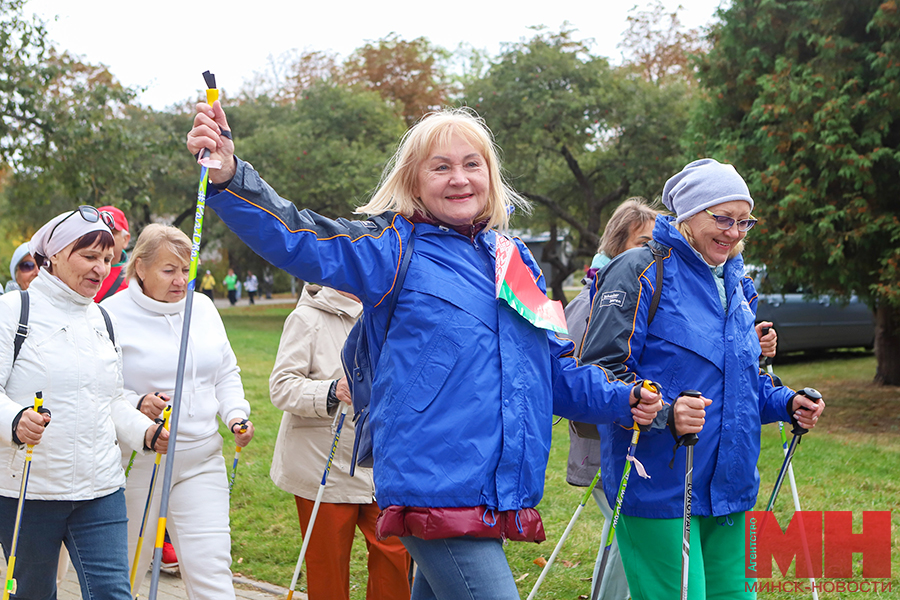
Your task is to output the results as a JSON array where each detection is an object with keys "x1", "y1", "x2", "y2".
[
  {"x1": 355, "y1": 107, "x2": 528, "y2": 230},
  {"x1": 675, "y1": 220, "x2": 745, "y2": 261},
  {"x1": 126, "y1": 224, "x2": 192, "y2": 282},
  {"x1": 599, "y1": 197, "x2": 659, "y2": 259}
]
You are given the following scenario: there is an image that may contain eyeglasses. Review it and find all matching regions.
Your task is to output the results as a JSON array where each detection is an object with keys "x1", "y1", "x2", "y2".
[
  {"x1": 17, "y1": 260, "x2": 36, "y2": 273},
  {"x1": 47, "y1": 205, "x2": 116, "y2": 243},
  {"x1": 704, "y1": 209, "x2": 758, "y2": 232}
]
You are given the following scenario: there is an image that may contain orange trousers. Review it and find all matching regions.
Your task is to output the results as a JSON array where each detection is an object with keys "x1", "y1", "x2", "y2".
[{"x1": 294, "y1": 496, "x2": 411, "y2": 600}]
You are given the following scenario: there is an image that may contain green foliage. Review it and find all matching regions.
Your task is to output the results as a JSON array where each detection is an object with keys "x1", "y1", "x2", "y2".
[
  {"x1": 690, "y1": 0, "x2": 900, "y2": 310},
  {"x1": 0, "y1": 0, "x2": 56, "y2": 161},
  {"x1": 210, "y1": 84, "x2": 405, "y2": 275},
  {"x1": 0, "y1": 52, "x2": 195, "y2": 237},
  {"x1": 465, "y1": 26, "x2": 692, "y2": 297}
]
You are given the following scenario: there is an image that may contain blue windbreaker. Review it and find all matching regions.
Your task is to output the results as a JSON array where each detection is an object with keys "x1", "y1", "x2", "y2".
[
  {"x1": 580, "y1": 215, "x2": 795, "y2": 519},
  {"x1": 205, "y1": 158, "x2": 638, "y2": 511}
]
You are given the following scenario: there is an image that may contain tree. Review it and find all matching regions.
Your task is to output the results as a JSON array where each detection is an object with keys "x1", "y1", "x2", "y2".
[
  {"x1": 690, "y1": 0, "x2": 900, "y2": 384},
  {"x1": 2, "y1": 52, "x2": 192, "y2": 234},
  {"x1": 0, "y1": 0, "x2": 56, "y2": 161},
  {"x1": 466, "y1": 26, "x2": 692, "y2": 302},
  {"x1": 212, "y1": 82, "x2": 406, "y2": 276},
  {"x1": 618, "y1": 0, "x2": 709, "y2": 85},
  {"x1": 237, "y1": 48, "x2": 341, "y2": 105},
  {"x1": 342, "y1": 33, "x2": 450, "y2": 125}
]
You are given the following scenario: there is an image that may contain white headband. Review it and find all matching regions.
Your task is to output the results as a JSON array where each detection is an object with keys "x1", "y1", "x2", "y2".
[{"x1": 30, "y1": 209, "x2": 112, "y2": 264}]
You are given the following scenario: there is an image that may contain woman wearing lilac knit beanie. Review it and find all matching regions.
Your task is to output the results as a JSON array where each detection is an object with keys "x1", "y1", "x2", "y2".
[{"x1": 580, "y1": 159, "x2": 826, "y2": 599}]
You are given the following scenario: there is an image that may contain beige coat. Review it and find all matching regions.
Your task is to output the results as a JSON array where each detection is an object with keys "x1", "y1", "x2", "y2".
[{"x1": 269, "y1": 284, "x2": 374, "y2": 503}]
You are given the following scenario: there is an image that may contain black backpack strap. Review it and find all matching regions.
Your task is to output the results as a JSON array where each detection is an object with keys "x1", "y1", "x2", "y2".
[
  {"x1": 99, "y1": 269, "x2": 126, "y2": 302},
  {"x1": 13, "y1": 290, "x2": 29, "y2": 365},
  {"x1": 97, "y1": 304, "x2": 116, "y2": 346},
  {"x1": 647, "y1": 242, "x2": 669, "y2": 326}
]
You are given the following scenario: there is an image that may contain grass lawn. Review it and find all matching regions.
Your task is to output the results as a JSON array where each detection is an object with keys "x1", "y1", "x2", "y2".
[{"x1": 218, "y1": 305, "x2": 900, "y2": 599}]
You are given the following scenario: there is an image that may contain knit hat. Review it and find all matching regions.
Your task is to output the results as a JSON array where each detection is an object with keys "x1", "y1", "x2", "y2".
[
  {"x1": 98, "y1": 205, "x2": 129, "y2": 232},
  {"x1": 9, "y1": 242, "x2": 31, "y2": 281},
  {"x1": 662, "y1": 159, "x2": 753, "y2": 224},
  {"x1": 30, "y1": 209, "x2": 112, "y2": 264}
]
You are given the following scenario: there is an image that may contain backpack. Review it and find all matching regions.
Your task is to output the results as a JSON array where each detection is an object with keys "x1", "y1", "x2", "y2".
[
  {"x1": 12, "y1": 289, "x2": 115, "y2": 365},
  {"x1": 341, "y1": 225, "x2": 415, "y2": 476},
  {"x1": 571, "y1": 240, "x2": 668, "y2": 440}
]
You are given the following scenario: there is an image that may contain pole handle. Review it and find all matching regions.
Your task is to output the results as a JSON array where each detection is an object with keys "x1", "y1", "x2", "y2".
[
  {"x1": 632, "y1": 380, "x2": 660, "y2": 433},
  {"x1": 790, "y1": 387, "x2": 821, "y2": 436},
  {"x1": 759, "y1": 325, "x2": 774, "y2": 368},
  {"x1": 677, "y1": 390, "x2": 702, "y2": 447}
]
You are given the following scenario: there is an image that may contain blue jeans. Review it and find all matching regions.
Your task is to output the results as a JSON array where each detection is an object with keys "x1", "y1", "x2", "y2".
[
  {"x1": 0, "y1": 489, "x2": 132, "y2": 600},
  {"x1": 400, "y1": 536, "x2": 519, "y2": 600}
]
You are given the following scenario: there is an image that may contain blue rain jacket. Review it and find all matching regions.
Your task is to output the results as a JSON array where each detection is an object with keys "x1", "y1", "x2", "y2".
[
  {"x1": 580, "y1": 215, "x2": 796, "y2": 519},
  {"x1": 205, "y1": 158, "x2": 638, "y2": 511}
]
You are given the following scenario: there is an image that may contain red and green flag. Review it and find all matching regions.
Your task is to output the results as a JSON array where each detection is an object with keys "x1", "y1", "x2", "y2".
[{"x1": 495, "y1": 235, "x2": 567, "y2": 334}]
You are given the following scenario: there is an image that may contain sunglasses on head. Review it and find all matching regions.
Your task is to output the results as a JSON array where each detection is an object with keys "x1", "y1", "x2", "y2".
[
  {"x1": 17, "y1": 260, "x2": 36, "y2": 273},
  {"x1": 47, "y1": 205, "x2": 116, "y2": 243},
  {"x1": 704, "y1": 209, "x2": 758, "y2": 232}
]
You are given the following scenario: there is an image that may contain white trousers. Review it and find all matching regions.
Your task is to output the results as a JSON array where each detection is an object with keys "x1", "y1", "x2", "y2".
[{"x1": 124, "y1": 434, "x2": 235, "y2": 600}]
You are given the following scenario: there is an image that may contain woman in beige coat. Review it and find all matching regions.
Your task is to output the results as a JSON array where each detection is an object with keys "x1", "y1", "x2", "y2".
[{"x1": 269, "y1": 284, "x2": 410, "y2": 600}]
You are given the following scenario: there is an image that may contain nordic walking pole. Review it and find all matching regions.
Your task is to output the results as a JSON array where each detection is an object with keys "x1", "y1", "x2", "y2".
[
  {"x1": 286, "y1": 403, "x2": 350, "y2": 600},
  {"x1": 765, "y1": 388, "x2": 821, "y2": 512},
  {"x1": 228, "y1": 421, "x2": 248, "y2": 494},
  {"x1": 677, "y1": 389, "x2": 702, "y2": 600},
  {"x1": 760, "y1": 327, "x2": 819, "y2": 600},
  {"x1": 147, "y1": 70, "x2": 219, "y2": 600},
  {"x1": 131, "y1": 405, "x2": 172, "y2": 597},
  {"x1": 3, "y1": 392, "x2": 45, "y2": 600},
  {"x1": 527, "y1": 468, "x2": 602, "y2": 600},
  {"x1": 591, "y1": 380, "x2": 659, "y2": 600},
  {"x1": 126, "y1": 393, "x2": 167, "y2": 478}
]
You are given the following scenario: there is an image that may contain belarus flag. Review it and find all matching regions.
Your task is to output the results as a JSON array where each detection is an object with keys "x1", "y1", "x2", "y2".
[{"x1": 495, "y1": 235, "x2": 568, "y2": 334}]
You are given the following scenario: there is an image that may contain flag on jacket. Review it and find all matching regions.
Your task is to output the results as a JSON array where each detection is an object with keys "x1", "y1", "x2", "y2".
[{"x1": 495, "y1": 235, "x2": 567, "y2": 334}]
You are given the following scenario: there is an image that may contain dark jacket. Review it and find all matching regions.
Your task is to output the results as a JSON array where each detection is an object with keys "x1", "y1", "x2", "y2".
[{"x1": 580, "y1": 215, "x2": 794, "y2": 519}]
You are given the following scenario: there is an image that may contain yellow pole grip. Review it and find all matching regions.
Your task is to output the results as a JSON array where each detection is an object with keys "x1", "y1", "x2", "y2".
[
  {"x1": 155, "y1": 518, "x2": 167, "y2": 548},
  {"x1": 206, "y1": 88, "x2": 218, "y2": 105}
]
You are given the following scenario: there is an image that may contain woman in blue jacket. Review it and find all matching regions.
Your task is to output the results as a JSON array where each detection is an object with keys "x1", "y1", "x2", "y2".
[
  {"x1": 580, "y1": 159, "x2": 825, "y2": 599},
  {"x1": 186, "y1": 104, "x2": 663, "y2": 599}
]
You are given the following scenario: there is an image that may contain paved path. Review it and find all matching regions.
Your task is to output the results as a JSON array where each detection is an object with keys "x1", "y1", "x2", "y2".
[
  {"x1": 211, "y1": 294, "x2": 297, "y2": 310},
  {"x1": 0, "y1": 556, "x2": 299, "y2": 599}
]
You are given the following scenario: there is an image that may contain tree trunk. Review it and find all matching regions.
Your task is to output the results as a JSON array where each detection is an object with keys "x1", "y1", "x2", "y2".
[{"x1": 873, "y1": 304, "x2": 900, "y2": 386}]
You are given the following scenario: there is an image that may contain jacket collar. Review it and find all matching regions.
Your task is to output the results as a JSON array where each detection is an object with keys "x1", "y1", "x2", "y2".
[
  {"x1": 125, "y1": 278, "x2": 185, "y2": 315},
  {"x1": 299, "y1": 284, "x2": 363, "y2": 319},
  {"x1": 31, "y1": 267, "x2": 95, "y2": 308},
  {"x1": 410, "y1": 210, "x2": 489, "y2": 242}
]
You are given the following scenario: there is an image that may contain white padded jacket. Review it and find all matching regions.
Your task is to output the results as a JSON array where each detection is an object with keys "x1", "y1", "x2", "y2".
[{"x1": 0, "y1": 272, "x2": 152, "y2": 501}]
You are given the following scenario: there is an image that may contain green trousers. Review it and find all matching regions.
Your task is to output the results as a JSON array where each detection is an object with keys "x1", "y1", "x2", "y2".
[{"x1": 617, "y1": 512, "x2": 756, "y2": 600}]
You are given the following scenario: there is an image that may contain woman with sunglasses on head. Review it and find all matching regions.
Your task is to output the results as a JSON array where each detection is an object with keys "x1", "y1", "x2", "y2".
[
  {"x1": 4, "y1": 243, "x2": 39, "y2": 293},
  {"x1": 0, "y1": 206, "x2": 169, "y2": 600},
  {"x1": 580, "y1": 159, "x2": 825, "y2": 599}
]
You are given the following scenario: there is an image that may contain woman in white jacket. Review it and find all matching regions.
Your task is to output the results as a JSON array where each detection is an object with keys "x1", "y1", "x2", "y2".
[
  {"x1": 102, "y1": 224, "x2": 254, "y2": 600},
  {"x1": 0, "y1": 207, "x2": 168, "y2": 600}
]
